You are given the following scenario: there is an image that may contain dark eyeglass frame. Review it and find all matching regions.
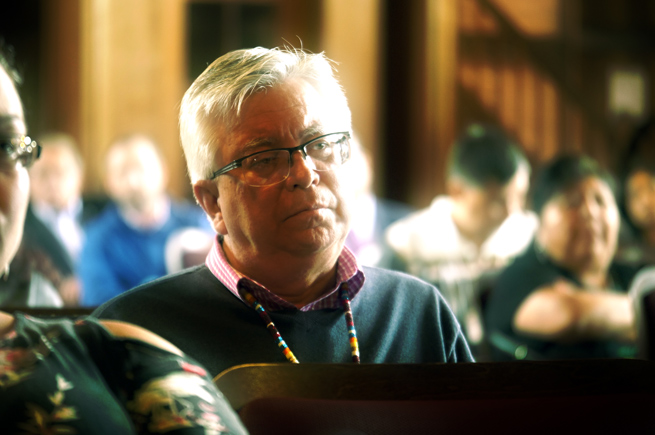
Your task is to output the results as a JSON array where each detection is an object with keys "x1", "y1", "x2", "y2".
[
  {"x1": 210, "y1": 131, "x2": 351, "y2": 186},
  {"x1": 0, "y1": 135, "x2": 42, "y2": 169}
]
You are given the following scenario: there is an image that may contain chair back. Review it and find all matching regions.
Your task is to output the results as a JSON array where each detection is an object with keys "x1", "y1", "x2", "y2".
[{"x1": 215, "y1": 360, "x2": 655, "y2": 434}]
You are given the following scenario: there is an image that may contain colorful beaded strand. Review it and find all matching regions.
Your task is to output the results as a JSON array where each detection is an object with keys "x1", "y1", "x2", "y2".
[
  {"x1": 243, "y1": 290, "x2": 299, "y2": 364},
  {"x1": 339, "y1": 283, "x2": 361, "y2": 363},
  {"x1": 243, "y1": 284, "x2": 360, "y2": 364}
]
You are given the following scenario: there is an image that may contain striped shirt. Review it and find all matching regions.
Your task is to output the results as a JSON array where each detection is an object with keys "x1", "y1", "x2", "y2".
[{"x1": 205, "y1": 237, "x2": 365, "y2": 311}]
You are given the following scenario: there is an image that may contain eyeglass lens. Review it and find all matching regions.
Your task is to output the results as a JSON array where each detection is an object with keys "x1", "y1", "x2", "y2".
[
  {"x1": 242, "y1": 133, "x2": 349, "y2": 187},
  {"x1": 0, "y1": 136, "x2": 41, "y2": 169}
]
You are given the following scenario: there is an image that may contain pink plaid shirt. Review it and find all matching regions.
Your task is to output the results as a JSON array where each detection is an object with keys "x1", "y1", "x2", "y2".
[{"x1": 205, "y1": 236, "x2": 365, "y2": 311}]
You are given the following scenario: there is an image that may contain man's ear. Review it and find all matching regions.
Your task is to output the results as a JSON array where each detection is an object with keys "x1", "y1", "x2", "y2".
[{"x1": 193, "y1": 180, "x2": 227, "y2": 235}]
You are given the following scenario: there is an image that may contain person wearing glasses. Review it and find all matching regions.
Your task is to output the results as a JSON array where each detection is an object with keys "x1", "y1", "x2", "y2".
[
  {"x1": 0, "y1": 136, "x2": 60, "y2": 308},
  {"x1": 0, "y1": 54, "x2": 62, "y2": 308},
  {"x1": 93, "y1": 47, "x2": 473, "y2": 377},
  {"x1": 79, "y1": 134, "x2": 211, "y2": 306}
]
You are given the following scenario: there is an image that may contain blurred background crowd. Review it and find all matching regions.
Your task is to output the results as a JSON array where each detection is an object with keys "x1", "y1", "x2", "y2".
[{"x1": 2, "y1": 0, "x2": 655, "y2": 363}]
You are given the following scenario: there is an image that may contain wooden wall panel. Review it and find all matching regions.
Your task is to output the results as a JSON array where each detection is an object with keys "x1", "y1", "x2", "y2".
[
  {"x1": 419, "y1": 0, "x2": 458, "y2": 206},
  {"x1": 40, "y1": 0, "x2": 80, "y2": 139},
  {"x1": 322, "y1": 0, "x2": 382, "y2": 191},
  {"x1": 79, "y1": 0, "x2": 187, "y2": 197}
]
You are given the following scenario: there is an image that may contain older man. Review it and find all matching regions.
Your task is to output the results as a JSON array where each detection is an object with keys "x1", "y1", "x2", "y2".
[{"x1": 93, "y1": 47, "x2": 472, "y2": 376}]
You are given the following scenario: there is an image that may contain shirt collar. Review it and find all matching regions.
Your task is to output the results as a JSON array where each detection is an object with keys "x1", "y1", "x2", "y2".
[
  {"x1": 32, "y1": 198, "x2": 82, "y2": 223},
  {"x1": 205, "y1": 236, "x2": 365, "y2": 311}
]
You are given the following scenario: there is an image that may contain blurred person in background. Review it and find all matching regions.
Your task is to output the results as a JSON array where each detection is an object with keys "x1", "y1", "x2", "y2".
[
  {"x1": 485, "y1": 155, "x2": 637, "y2": 360},
  {"x1": 385, "y1": 124, "x2": 536, "y2": 354},
  {"x1": 0, "y1": 45, "x2": 247, "y2": 434},
  {"x1": 616, "y1": 119, "x2": 655, "y2": 267},
  {"x1": 23, "y1": 132, "x2": 107, "y2": 306},
  {"x1": 342, "y1": 134, "x2": 413, "y2": 268},
  {"x1": 79, "y1": 134, "x2": 211, "y2": 306}
]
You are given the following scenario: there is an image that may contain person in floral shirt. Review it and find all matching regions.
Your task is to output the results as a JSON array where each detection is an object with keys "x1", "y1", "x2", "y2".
[{"x1": 0, "y1": 45, "x2": 247, "y2": 434}]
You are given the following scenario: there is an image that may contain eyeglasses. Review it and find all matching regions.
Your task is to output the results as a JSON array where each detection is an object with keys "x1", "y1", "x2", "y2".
[
  {"x1": 210, "y1": 132, "x2": 351, "y2": 187},
  {"x1": 0, "y1": 135, "x2": 42, "y2": 169}
]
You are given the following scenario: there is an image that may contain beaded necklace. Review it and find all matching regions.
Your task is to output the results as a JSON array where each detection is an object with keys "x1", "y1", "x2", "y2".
[{"x1": 242, "y1": 282, "x2": 361, "y2": 364}]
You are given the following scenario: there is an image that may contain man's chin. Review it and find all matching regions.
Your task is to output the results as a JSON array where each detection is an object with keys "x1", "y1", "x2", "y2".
[{"x1": 283, "y1": 228, "x2": 345, "y2": 256}]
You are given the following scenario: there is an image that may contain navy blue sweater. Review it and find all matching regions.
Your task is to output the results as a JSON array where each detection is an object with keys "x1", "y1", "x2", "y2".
[{"x1": 93, "y1": 265, "x2": 473, "y2": 376}]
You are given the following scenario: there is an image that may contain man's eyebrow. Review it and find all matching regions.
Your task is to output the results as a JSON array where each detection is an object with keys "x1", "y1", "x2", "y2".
[
  {"x1": 300, "y1": 125, "x2": 325, "y2": 140},
  {"x1": 240, "y1": 137, "x2": 275, "y2": 155},
  {"x1": 238, "y1": 125, "x2": 326, "y2": 155}
]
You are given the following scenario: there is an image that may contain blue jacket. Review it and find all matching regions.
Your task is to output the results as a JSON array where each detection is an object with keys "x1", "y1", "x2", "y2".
[{"x1": 80, "y1": 200, "x2": 210, "y2": 306}]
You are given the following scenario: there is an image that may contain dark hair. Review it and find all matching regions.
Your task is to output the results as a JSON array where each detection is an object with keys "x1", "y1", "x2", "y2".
[
  {"x1": 447, "y1": 124, "x2": 528, "y2": 187},
  {"x1": 531, "y1": 154, "x2": 615, "y2": 215},
  {"x1": 0, "y1": 38, "x2": 22, "y2": 86}
]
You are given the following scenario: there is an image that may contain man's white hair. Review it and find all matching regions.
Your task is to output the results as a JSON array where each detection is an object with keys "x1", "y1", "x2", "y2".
[{"x1": 179, "y1": 46, "x2": 352, "y2": 183}]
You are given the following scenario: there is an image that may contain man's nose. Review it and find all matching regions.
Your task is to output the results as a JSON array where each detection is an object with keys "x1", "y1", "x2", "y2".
[{"x1": 286, "y1": 151, "x2": 318, "y2": 188}]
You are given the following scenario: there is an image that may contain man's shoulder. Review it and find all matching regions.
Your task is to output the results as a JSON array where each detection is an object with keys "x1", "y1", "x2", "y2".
[
  {"x1": 170, "y1": 200, "x2": 205, "y2": 219},
  {"x1": 84, "y1": 205, "x2": 123, "y2": 233},
  {"x1": 389, "y1": 196, "x2": 451, "y2": 229},
  {"x1": 491, "y1": 243, "x2": 557, "y2": 300},
  {"x1": 385, "y1": 196, "x2": 463, "y2": 260},
  {"x1": 499, "y1": 210, "x2": 539, "y2": 234},
  {"x1": 361, "y1": 266, "x2": 441, "y2": 296},
  {"x1": 23, "y1": 206, "x2": 58, "y2": 242},
  {"x1": 92, "y1": 265, "x2": 217, "y2": 316},
  {"x1": 168, "y1": 199, "x2": 211, "y2": 230},
  {"x1": 81, "y1": 195, "x2": 111, "y2": 223},
  {"x1": 482, "y1": 211, "x2": 538, "y2": 259},
  {"x1": 359, "y1": 265, "x2": 470, "y2": 361},
  {"x1": 495, "y1": 243, "x2": 541, "y2": 278},
  {"x1": 23, "y1": 205, "x2": 42, "y2": 227}
]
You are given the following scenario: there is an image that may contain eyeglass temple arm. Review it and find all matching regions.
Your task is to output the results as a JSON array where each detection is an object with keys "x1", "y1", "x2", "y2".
[{"x1": 211, "y1": 161, "x2": 241, "y2": 180}]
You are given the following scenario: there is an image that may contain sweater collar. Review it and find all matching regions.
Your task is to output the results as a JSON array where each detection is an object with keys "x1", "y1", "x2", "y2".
[{"x1": 205, "y1": 236, "x2": 365, "y2": 311}]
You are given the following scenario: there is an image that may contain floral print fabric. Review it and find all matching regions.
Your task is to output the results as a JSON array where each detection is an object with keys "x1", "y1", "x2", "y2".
[{"x1": 0, "y1": 314, "x2": 247, "y2": 434}]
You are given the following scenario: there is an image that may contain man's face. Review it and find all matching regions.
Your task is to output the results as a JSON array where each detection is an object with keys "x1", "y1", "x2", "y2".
[
  {"x1": 105, "y1": 139, "x2": 167, "y2": 211},
  {"x1": 29, "y1": 144, "x2": 82, "y2": 210},
  {"x1": 538, "y1": 176, "x2": 620, "y2": 273},
  {"x1": 0, "y1": 66, "x2": 30, "y2": 270},
  {"x1": 206, "y1": 79, "x2": 351, "y2": 266},
  {"x1": 452, "y1": 167, "x2": 529, "y2": 243}
]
